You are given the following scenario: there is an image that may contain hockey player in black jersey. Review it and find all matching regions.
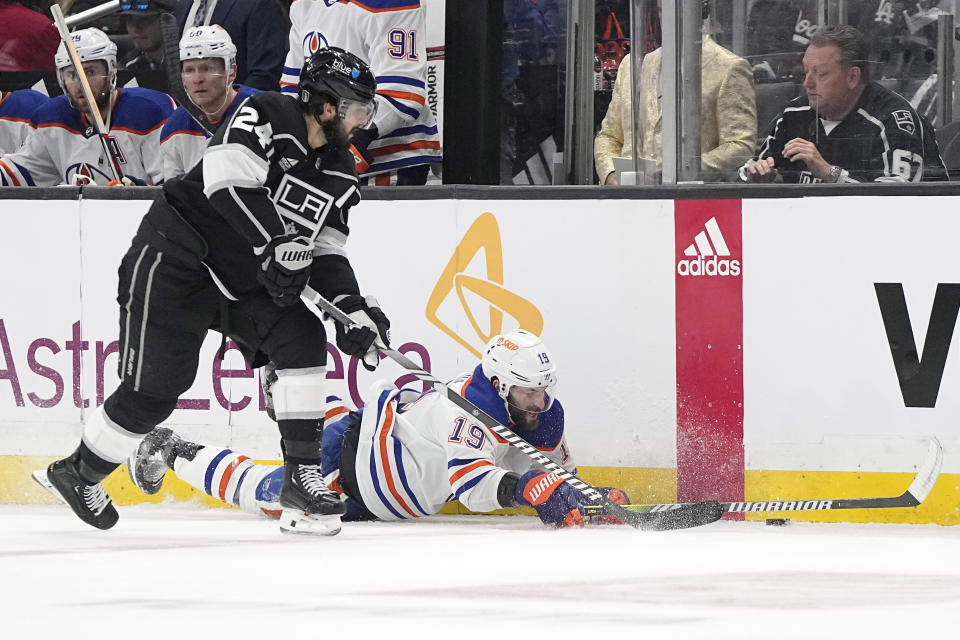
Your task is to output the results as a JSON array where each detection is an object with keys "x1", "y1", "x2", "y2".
[
  {"x1": 32, "y1": 47, "x2": 389, "y2": 536},
  {"x1": 742, "y1": 25, "x2": 947, "y2": 184}
]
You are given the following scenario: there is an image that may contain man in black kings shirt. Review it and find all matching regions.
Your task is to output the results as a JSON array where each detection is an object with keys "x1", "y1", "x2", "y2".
[
  {"x1": 741, "y1": 25, "x2": 946, "y2": 184},
  {"x1": 33, "y1": 48, "x2": 389, "y2": 537}
]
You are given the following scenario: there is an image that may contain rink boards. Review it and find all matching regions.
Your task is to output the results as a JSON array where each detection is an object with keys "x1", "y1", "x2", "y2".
[{"x1": 0, "y1": 193, "x2": 958, "y2": 524}]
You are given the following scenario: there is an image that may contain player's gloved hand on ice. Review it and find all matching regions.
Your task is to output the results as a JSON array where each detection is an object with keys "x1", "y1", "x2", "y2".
[
  {"x1": 332, "y1": 294, "x2": 390, "y2": 371},
  {"x1": 349, "y1": 125, "x2": 378, "y2": 174},
  {"x1": 257, "y1": 234, "x2": 313, "y2": 306},
  {"x1": 590, "y1": 486, "x2": 631, "y2": 525},
  {"x1": 515, "y1": 470, "x2": 588, "y2": 527}
]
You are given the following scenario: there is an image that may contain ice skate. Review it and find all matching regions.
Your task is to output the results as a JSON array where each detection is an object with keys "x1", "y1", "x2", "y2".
[
  {"x1": 32, "y1": 455, "x2": 119, "y2": 530},
  {"x1": 278, "y1": 462, "x2": 345, "y2": 536},
  {"x1": 127, "y1": 427, "x2": 200, "y2": 495}
]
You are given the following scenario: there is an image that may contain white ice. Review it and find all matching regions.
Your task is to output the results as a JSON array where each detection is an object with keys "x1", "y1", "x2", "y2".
[{"x1": 3, "y1": 505, "x2": 960, "y2": 638}]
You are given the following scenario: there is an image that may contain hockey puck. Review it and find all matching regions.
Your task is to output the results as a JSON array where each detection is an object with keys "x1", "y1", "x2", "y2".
[{"x1": 765, "y1": 518, "x2": 789, "y2": 526}]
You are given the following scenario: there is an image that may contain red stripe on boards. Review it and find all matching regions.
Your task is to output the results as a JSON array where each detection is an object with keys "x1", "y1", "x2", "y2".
[{"x1": 674, "y1": 199, "x2": 744, "y2": 518}]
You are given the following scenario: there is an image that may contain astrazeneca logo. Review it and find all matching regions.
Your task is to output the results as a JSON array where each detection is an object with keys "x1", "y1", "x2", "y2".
[
  {"x1": 426, "y1": 212, "x2": 544, "y2": 358},
  {"x1": 677, "y1": 216, "x2": 741, "y2": 277}
]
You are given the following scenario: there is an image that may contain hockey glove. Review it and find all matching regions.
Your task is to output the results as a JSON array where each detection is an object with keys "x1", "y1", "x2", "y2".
[
  {"x1": 332, "y1": 294, "x2": 390, "y2": 371},
  {"x1": 515, "y1": 470, "x2": 588, "y2": 527},
  {"x1": 349, "y1": 126, "x2": 378, "y2": 174},
  {"x1": 257, "y1": 234, "x2": 313, "y2": 306},
  {"x1": 590, "y1": 486, "x2": 631, "y2": 525}
]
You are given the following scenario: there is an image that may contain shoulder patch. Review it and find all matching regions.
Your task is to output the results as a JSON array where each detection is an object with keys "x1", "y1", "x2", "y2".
[{"x1": 892, "y1": 110, "x2": 915, "y2": 135}]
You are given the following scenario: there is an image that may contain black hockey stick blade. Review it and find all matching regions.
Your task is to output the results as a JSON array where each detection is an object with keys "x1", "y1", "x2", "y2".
[
  {"x1": 299, "y1": 286, "x2": 723, "y2": 531},
  {"x1": 624, "y1": 499, "x2": 724, "y2": 530},
  {"x1": 586, "y1": 437, "x2": 943, "y2": 517}
]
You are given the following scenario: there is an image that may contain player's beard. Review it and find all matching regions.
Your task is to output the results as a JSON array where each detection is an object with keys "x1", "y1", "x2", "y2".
[
  {"x1": 507, "y1": 403, "x2": 540, "y2": 432},
  {"x1": 320, "y1": 114, "x2": 351, "y2": 152},
  {"x1": 70, "y1": 84, "x2": 111, "y2": 115}
]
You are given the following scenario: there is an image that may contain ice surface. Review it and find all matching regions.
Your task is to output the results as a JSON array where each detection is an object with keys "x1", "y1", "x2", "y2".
[{"x1": 3, "y1": 505, "x2": 960, "y2": 638}]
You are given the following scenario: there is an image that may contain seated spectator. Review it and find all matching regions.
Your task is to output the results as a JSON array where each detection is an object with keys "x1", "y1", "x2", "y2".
[
  {"x1": 0, "y1": 28, "x2": 174, "y2": 186},
  {"x1": 0, "y1": 0, "x2": 60, "y2": 72},
  {"x1": 0, "y1": 88, "x2": 48, "y2": 153},
  {"x1": 280, "y1": 0, "x2": 442, "y2": 185},
  {"x1": 741, "y1": 25, "x2": 947, "y2": 183},
  {"x1": 174, "y1": 0, "x2": 286, "y2": 91},
  {"x1": 160, "y1": 25, "x2": 259, "y2": 180},
  {"x1": 120, "y1": 0, "x2": 178, "y2": 92},
  {"x1": 594, "y1": 0, "x2": 757, "y2": 185}
]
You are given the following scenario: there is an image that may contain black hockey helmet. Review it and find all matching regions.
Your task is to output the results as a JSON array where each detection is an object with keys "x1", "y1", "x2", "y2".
[{"x1": 298, "y1": 47, "x2": 377, "y2": 126}]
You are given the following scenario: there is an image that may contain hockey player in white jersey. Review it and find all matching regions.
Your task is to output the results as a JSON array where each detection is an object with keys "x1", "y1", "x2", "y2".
[
  {"x1": 160, "y1": 25, "x2": 260, "y2": 180},
  {"x1": 129, "y1": 330, "x2": 630, "y2": 527},
  {"x1": 280, "y1": 0, "x2": 441, "y2": 185},
  {"x1": 0, "y1": 89, "x2": 48, "y2": 154},
  {"x1": 0, "y1": 28, "x2": 174, "y2": 187}
]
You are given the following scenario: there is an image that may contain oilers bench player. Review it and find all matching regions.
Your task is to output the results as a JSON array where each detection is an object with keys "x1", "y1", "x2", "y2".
[
  {"x1": 127, "y1": 330, "x2": 631, "y2": 529},
  {"x1": 160, "y1": 25, "x2": 261, "y2": 180},
  {"x1": 33, "y1": 47, "x2": 390, "y2": 537},
  {"x1": 0, "y1": 28, "x2": 173, "y2": 186}
]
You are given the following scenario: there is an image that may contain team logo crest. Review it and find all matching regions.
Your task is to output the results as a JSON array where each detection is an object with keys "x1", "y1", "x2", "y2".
[
  {"x1": 892, "y1": 110, "x2": 915, "y2": 135},
  {"x1": 302, "y1": 31, "x2": 329, "y2": 57}
]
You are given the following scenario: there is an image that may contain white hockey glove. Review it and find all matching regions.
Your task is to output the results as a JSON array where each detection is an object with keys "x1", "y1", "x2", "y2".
[{"x1": 332, "y1": 294, "x2": 390, "y2": 371}]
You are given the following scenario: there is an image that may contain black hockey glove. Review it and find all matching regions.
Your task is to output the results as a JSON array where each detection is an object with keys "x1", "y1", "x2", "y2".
[
  {"x1": 332, "y1": 294, "x2": 390, "y2": 371},
  {"x1": 257, "y1": 234, "x2": 313, "y2": 306}
]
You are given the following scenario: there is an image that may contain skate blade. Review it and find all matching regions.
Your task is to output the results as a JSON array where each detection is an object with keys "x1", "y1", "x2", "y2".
[
  {"x1": 279, "y1": 508, "x2": 342, "y2": 536},
  {"x1": 31, "y1": 469, "x2": 68, "y2": 506}
]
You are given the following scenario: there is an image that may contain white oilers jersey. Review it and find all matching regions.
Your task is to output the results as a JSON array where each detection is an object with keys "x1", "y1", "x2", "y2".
[
  {"x1": 353, "y1": 369, "x2": 573, "y2": 521},
  {"x1": 0, "y1": 90, "x2": 48, "y2": 155},
  {"x1": 281, "y1": 0, "x2": 442, "y2": 176},
  {"x1": 159, "y1": 85, "x2": 261, "y2": 180},
  {"x1": 0, "y1": 87, "x2": 174, "y2": 186}
]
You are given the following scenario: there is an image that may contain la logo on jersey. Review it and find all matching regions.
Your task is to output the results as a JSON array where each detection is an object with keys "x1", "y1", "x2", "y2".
[{"x1": 677, "y1": 216, "x2": 741, "y2": 277}]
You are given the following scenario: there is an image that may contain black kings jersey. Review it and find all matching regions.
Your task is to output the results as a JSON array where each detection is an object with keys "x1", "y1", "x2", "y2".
[
  {"x1": 162, "y1": 92, "x2": 362, "y2": 298},
  {"x1": 751, "y1": 81, "x2": 946, "y2": 183}
]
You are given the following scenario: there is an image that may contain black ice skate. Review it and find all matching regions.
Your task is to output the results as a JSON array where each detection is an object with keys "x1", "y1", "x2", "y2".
[
  {"x1": 127, "y1": 427, "x2": 201, "y2": 495},
  {"x1": 32, "y1": 456, "x2": 119, "y2": 530},
  {"x1": 278, "y1": 463, "x2": 345, "y2": 536}
]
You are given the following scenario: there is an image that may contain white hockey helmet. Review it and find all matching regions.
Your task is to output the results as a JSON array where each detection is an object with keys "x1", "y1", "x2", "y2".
[
  {"x1": 55, "y1": 28, "x2": 118, "y2": 75},
  {"x1": 481, "y1": 329, "x2": 557, "y2": 414},
  {"x1": 179, "y1": 25, "x2": 237, "y2": 75}
]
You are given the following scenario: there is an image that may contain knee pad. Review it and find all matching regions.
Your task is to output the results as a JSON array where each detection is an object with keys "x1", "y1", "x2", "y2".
[
  {"x1": 104, "y1": 383, "x2": 179, "y2": 434},
  {"x1": 273, "y1": 367, "x2": 327, "y2": 421}
]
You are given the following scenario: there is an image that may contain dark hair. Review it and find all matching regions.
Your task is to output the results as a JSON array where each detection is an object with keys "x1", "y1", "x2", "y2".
[{"x1": 810, "y1": 25, "x2": 870, "y2": 83}]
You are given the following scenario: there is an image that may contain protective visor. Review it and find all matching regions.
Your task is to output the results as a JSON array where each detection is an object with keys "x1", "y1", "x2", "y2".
[
  {"x1": 338, "y1": 96, "x2": 377, "y2": 129},
  {"x1": 505, "y1": 382, "x2": 557, "y2": 415}
]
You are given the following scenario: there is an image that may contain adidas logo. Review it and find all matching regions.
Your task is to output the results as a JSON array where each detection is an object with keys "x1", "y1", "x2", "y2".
[{"x1": 677, "y1": 217, "x2": 741, "y2": 277}]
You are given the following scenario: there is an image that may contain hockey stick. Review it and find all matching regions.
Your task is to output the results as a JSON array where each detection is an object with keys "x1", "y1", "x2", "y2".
[
  {"x1": 50, "y1": 4, "x2": 125, "y2": 184},
  {"x1": 300, "y1": 285, "x2": 723, "y2": 531},
  {"x1": 584, "y1": 437, "x2": 943, "y2": 518}
]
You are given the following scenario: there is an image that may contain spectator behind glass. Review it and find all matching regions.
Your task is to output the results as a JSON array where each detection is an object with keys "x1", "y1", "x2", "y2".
[
  {"x1": 0, "y1": 28, "x2": 174, "y2": 186},
  {"x1": 120, "y1": 0, "x2": 179, "y2": 92},
  {"x1": 280, "y1": 0, "x2": 442, "y2": 186},
  {"x1": 0, "y1": 0, "x2": 60, "y2": 72},
  {"x1": 741, "y1": 24, "x2": 946, "y2": 183},
  {"x1": 174, "y1": 0, "x2": 286, "y2": 91},
  {"x1": 0, "y1": 88, "x2": 48, "y2": 153},
  {"x1": 160, "y1": 24, "x2": 260, "y2": 180},
  {"x1": 594, "y1": 0, "x2": 757, "y2": 184}
]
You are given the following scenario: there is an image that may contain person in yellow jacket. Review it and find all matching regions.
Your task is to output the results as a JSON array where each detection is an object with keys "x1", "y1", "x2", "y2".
[{"x1": 595, "y1": 34, "x2": 757, "y2": 184}]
